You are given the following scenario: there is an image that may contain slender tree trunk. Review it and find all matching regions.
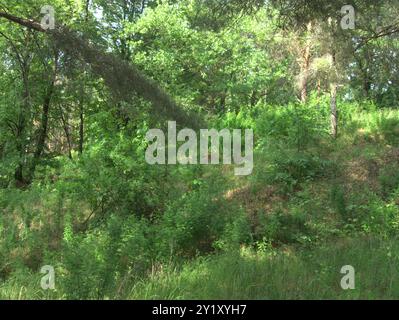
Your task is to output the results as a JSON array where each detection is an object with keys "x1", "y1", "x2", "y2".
[
  {"x1": 79, "y1": 102, "x2": 84, "y2": 154},
  {"x1": 363, "y1": 74, "x2": 371, "y2": 98},
  {"x1": 330, "y1": 49, "x2": 339, "y2": 139},
  {"x1": 317, "y1": 79, "x2": 321, "y2": 98},
  {"x1": 30, "y1": 82, "x2": 54, "y2": 174},
  {"x1": 330, "y1": 83, "x2": 338, "y2": 139},
  {"x1": 300, "y1": 45, "x2": 311, "y2": 103},
  {"x1": 29, "y1": 52, "x2": 58, "y2": 180},
  {"x1": 14, "y1": 64, "x2": 30, "y2": 187},
  {"x1": 78, "y1": 72, "x2": 85, "y2": 154},
  {"x1": 300, "y1": 22, "x2": 312, "y2": 103},
  {"x1": 85, "y1": 0, "x2": 90, "y2": 17},
  {"x1": 219, "y1": 93, "x2": 226, "y2": 113},
  {"x1": 60, "y1": 107, "x2": 73, "y2": 159},
  {"x1": 250, "y1": 90, "x2": 258, "y2": 107},
  {"x1": 356, "y1": 54, "x2": 371, "y2": 99}
]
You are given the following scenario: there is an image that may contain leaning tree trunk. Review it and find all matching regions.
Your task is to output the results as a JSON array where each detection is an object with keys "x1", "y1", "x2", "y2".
[{"x1": 0, "y1": 11, "x2": 203, "y2": 130}]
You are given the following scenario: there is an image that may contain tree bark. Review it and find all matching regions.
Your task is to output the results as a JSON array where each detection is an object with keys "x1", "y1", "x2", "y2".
[
  {"x1": 355, "y1": 54, "x2": 372, "y2": 99},
  {"x1": 14, "y1": 52, "x2": 31, "y2": 187},
  {"x1": 59, "y1": 107, "x2": 73, "y2": 159},
  {"x1": 300, "y1": 45, "x2": 311, "y2": 103},
  {"x1": 30, "y1": 81, "x2": 54, "y2": 176},
  {"x1": 330, "y1": 83, "x2": 338, "y2": 139},
  {"x1": 79, "y1": 99, "x2": 84, "y2": 154},
  {"x1": 29, "y1": 51, "x2": 58, "y2": 181},
  {"x1": 329, "y1": 47, "x2": 339, "y2": 139},
  {"x1": 299, "y1": 22, "x2": 312, "y2": 103},
  {"x1": 317, "y1": 78, "x2": 321, "y2": 98}
]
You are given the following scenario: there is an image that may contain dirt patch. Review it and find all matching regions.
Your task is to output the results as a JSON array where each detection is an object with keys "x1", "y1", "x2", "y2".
[{"x1": 225, "y1": 185, "x2": 285, "y2": 217}]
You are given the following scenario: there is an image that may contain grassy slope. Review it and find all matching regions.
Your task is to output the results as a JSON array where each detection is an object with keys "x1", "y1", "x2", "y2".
[
  {"x1": 2, "y1": 108, "x2": 399, "y2": 299},
  {"x1": 129, "y1": 109, "x2": 399, "y2": 300}
]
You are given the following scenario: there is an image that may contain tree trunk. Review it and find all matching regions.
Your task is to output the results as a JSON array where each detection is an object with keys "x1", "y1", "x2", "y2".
[
  {"x1": 356, "y1": 54, "x2": 372, "y2": 99},
  {"x1": 363, "y1": 75, "x2": 371, "y2": 98},
  {"x1": 30, "y1": 82, "x2": 54, "y2": 175},
  {"x1": 300, "y1": 22, "x2": 312, "y2": 103},
  {"x1": 14, "y1": 63, "x2": 30, "y2": 187},
  {"x1": 85, "y1": 0, "x2": 90, "y2": 17},
  {"x1": 300, "y1": 45, "x2": 311, "y2": 103},
  {"x1": 330, "y1": 83, "x2": 338, "y2": 139},
  {"x1": 250, "y1": 90, "x2": 258, "y2": 107},
  {"x1": 317, "y1": 79, "x2": 321, "y2": 98},
  {"x1": 29, "y1": 52, "x2": 58, "y2": 181},
  {"x1": 79, "y1": 102, "x2": 84, "y2": 154},
  {"x1": 60, "y1": 107, "x2": 73, "y2": 159}
]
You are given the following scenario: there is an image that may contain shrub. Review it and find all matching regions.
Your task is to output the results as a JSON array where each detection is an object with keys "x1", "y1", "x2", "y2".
[
  {"x1": 255, "y1": 209, "x2": 310, "y2": 245},
  {"x1": 155, "y1": 174, "x2": 247, "y2": 258},
  {"x1": 379, "y1": 164, "x2": 399, "y2": 198}
]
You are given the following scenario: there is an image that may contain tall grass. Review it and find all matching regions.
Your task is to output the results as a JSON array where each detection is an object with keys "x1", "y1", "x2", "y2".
[{"x1": 129, "y1": 237, "x2": 399, "y2": 300}]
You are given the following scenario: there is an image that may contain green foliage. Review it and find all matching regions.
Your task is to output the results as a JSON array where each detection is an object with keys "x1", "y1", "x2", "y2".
[
  {"x1": 250, "y1": 102, "x2": 336, "y2": 193},
  {"x1": 60, "y1": 213, "x2": 151, "y2": 299},
  {"x1": 379, "y1": 164, "x2": 399, "y2": 198},
  {"x1": 156, "y1": 173, "x2": 248, "y2": 258},
  {"x1": 127, "y1": 3, "x2": 293, "y2": 112},
  {"x1": 257, "y1": 209, "x2": 310, "y2": 244},
  {"x1": 129, "y1": 237, "x2": 399, "y2": 300},
  {"x1": 1, "y1": 0, "x2": 399, "y2": 301},
  {"x1": 330, "y1": 184, "x2": 348, "y2": 219}
]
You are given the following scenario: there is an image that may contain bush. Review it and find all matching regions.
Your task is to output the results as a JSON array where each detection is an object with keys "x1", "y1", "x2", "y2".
[
  {"x1": 254, "y1": 209, "x2": 310, "y2": 245},
  {"x1": 254, "y1": 150, "x2": 336, "y2": 193},
  {"x1": 255, "y1": 103, "x2": 329, "y2": 152},
  {"x1": 379, "y1": 164, "x2": 399, "y2": 198},
  {"x1": 60, "y1": 214, "x2": 153, "y2": 299},
  {"x1": 155, "y1": 174, "x2": 249, "y2": 258}
]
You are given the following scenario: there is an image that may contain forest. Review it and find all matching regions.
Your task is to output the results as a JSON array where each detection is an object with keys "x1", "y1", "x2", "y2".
[{"x1": 1, "y1": 0, "x2": 399, "y2": 300}]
